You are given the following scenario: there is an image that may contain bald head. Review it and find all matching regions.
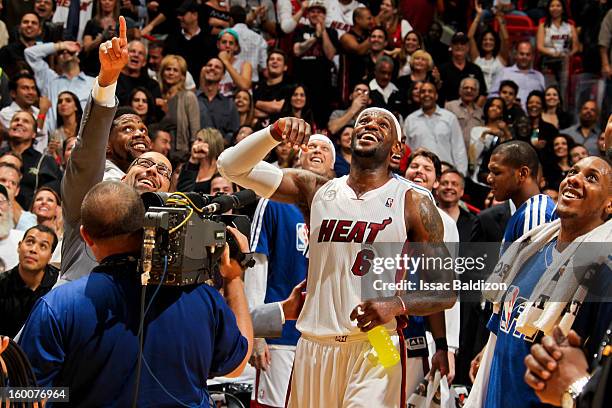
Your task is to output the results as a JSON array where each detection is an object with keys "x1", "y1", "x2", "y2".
[
  {"x1": 123, "y1": 151, "x2": 172, "y2": 194},
  {"x1": 81, "y1": 181, "x2": 145, "y2": 241}
]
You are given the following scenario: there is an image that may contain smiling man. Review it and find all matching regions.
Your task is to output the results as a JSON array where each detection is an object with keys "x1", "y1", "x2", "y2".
[
  {"x1": 405, "y1": 81, "x2": 468, "y2": 175},
  {"x1": 0, "y1": 224, "x2": 58, "y2": 337},
  {"x1": 0, "y1": 111, "x2": 62, "y2": 210},
  {"x1": 469, "y1": 156, "x2": 612, "y2": 408},
  {"x1": 59, "y1": 17, "x2": 172, "y2": 285},
  {"x1": 219, "y1": 106, "x2": 455, "y2": 407},
  {"x1": 248, "y1": 134, "x2": 335, "y2": 407}
]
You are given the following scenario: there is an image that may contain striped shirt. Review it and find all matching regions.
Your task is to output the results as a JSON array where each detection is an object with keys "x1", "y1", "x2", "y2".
[{"x1": 501, "y1": 194, "x2": 557, "y2": 253}]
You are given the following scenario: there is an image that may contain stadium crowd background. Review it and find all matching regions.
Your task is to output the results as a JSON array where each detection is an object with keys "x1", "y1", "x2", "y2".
[{"x1": 0, "y1": 0, "x2": 611, "y2": 406}]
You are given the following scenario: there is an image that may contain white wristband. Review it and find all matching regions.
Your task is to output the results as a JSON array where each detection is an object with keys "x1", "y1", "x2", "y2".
[{"x1": 217, "y1": 126, "x2": 283, "y2": 198}]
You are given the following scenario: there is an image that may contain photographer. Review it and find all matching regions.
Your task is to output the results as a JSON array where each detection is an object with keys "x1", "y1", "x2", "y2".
[{"x1": 18, "y1": 181, "x2": 253, "y2": 406}]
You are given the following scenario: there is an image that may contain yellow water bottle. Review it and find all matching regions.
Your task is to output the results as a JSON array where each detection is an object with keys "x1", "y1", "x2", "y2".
[{"x1": 367, "y1": 326, "x2": 400, "y2": 368}]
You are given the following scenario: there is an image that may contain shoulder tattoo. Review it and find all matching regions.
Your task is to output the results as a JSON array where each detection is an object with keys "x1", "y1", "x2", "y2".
[{"x1": 416, "y1": 194, "x2": 444, "y2": 243}]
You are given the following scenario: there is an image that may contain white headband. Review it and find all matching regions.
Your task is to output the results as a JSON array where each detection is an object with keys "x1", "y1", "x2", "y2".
[
  {"x1": 355, "y1": 107, "x2": 402, "y2": 141},
  {"x1": 300, "y1": 134, "x2": 336, "y2": 166}
]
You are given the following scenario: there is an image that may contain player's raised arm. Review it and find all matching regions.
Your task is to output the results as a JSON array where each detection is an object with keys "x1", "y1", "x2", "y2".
[{"x1": 218, "y1": 117, "x2": 328, "y2": 205}]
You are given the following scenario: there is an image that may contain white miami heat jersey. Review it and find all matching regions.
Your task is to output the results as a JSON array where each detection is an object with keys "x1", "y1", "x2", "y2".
[{"x1": 296, "y1": 175, "x2": 433, "y2": 338}]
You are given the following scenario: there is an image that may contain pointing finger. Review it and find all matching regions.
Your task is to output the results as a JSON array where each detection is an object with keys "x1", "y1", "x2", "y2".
[{"x1": 119, "y1": 16, "x2": 127, "y2": 44}]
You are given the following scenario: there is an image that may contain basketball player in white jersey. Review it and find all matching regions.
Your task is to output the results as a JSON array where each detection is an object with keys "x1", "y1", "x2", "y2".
[{"x1": 218, "y1": 107, "x2": 456, "y2": 407}]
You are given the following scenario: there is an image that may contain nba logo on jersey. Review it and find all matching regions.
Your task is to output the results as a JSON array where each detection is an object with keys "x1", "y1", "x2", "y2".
[
  {"x1": 296, "y1": 223, "x2": 309, "y2": 253},
  {"x1": 501, "y1": 286, "x2": 520, "y2": 331},
  {"x1": 385, "y1": 198, "x2": 394, "y2": 208}
]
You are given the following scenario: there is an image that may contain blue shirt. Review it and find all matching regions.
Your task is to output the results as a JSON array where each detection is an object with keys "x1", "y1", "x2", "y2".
[
  {"x1": 251, "y1": 199, "x2": 308, "y2": 346},
  {"x1": 486, "y1": 241, "x2": 612, "y2": 408},
  {"x1": 19, "y1": 256, "x2": 247, "y2": 407},
  {"x1": 502, "y1": 194, "x2": 557, "y2": 253}
]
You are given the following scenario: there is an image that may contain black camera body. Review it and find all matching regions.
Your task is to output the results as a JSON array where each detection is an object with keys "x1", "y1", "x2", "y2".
[{"x1": 140, "y1": 191, "x2": 255, "y2": 286}]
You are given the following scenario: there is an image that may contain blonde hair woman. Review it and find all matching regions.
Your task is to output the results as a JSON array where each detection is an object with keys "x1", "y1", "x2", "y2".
[
  {"x1": 176, "y1": 128, "x2": 225, "y2": 194},
  {"x1": 157, "y1": 55, "x2": 200, "y2": 161},
  {"x1": 397, "y1": 50, "x2": 441, "y2": 96}
]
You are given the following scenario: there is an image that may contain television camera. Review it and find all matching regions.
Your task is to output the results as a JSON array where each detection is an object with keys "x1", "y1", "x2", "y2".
[{"x1": 139, "y1": 189, "x2": 256, "y2": 286}]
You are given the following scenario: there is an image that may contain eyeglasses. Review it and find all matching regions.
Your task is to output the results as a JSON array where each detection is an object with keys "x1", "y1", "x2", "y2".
[{"x1": 131, "y1": 157, "x2": 172, "y2": 180}]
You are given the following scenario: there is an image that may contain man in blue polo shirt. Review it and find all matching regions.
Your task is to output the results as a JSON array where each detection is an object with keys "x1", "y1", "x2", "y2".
[{"x1": 18, "y1": 181, "x2": 253, "y2": 407}]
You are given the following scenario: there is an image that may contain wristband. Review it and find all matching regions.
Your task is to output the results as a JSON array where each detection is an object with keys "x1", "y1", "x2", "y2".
[
  {"x1": 434, "y1": 338, "x2": 448, "y2": 351},
  {"x1": 270, "y1": 120, "x2": 284, "y2": 140},
  {"x1": 37, "y1": 113, "x2": 46, "y2": 121},
  {"x1": 396, "y1": 295, "x2": 407, "y2": 315}
]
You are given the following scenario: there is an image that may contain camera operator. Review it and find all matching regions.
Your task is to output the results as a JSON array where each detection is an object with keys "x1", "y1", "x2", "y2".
[
  {"x1": 18, "y1": 181, "x2": 253, "y2": 406},
  {"x1": 59, "y1": 16, "x2": 173, "y2": 286}
]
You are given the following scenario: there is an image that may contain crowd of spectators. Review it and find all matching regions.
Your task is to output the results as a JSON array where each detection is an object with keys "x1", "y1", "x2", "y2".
[{"x1": 0, "y1": 0, "x2": 611, "y2": 404}]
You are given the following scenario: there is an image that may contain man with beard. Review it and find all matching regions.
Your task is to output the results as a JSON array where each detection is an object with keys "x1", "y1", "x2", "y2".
[
  {"x1": 561, "y1": 100, "x2": 601, "y2": 156},
  {"x1": 248, "y1": 134, "x2": 334, "y2": 408},
  {"x1": 218, "y1": 107, "x2": 455, "y2": 407},
  {"x1": 24, "y1": 38, "x2": 95, "y2": 132},
  {"x1": 59, "y1": 17, "x2": 172, "y2": 286},
  {"x1": 0, "y1": 184, "x2": 25, "y2": 271}
]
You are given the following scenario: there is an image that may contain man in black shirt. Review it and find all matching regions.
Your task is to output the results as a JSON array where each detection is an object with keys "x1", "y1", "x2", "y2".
[
  {"x1": 438, "y1": 32, "x2": 487, "y2": 106},
  {"x1": 0, "y1": 13, "x2": 41, "y2": 79},
  {"x1": 0, "y1": 224, "x2": 58, "y2": 338},
  {"x1": 198, "y1": 58, "x2": 240, "y2": 144},
  {"x1": 0, "y1": 111, "x2": 61, "y2": 210},
  {"x1": 253, "y1": 49, "x2": 293, "y2": 126},
  {"x1": 164, "y1": 0, "x2": 216, "y2": 85},
  {"x1": 339, "y1": 7, "x2": 374, "y2": 96},
  {"x1": 292, "y1": 0, "x2": 339, "y2": 127},
  {"x1": 116, "y1": 40, "x2": 162, "y2": 106},
  {"x1": 499, "y1": 79, "x2": 526, "y2": 129}
]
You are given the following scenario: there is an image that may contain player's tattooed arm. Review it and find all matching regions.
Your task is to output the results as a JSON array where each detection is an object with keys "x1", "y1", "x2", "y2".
[
  {"x1": 399, "y1": 190, "x2": 456, "y2": 315},
  {"x1": 271, "y1": 168, "x2": 330, "y2": 207}
]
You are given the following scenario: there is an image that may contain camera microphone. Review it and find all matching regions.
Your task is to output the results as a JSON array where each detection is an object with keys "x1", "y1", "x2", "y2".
[{"x1": 201, "y1": 189, "x2": 257, "y2": 215}]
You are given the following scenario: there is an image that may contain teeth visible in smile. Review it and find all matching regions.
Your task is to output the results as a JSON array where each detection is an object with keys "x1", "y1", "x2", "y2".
[
  {"x1": 311, "y1": 157, "x2": 322, "y2": 163},
  {"x1": 133, "y1": 143, "x2": 146, "y2": 150},
  {"x1": 414, "y1": 177, "x2": 424, "y2": 182},
  {"x1": 361, "y1": 135, "x2": 377, "y2": 142},
  {"x1": 140, "y1": 179, "x2": 155, "y2": 188},
  {"x1": 563, "y1": 191, "x2": 578, "y2": 199}
]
